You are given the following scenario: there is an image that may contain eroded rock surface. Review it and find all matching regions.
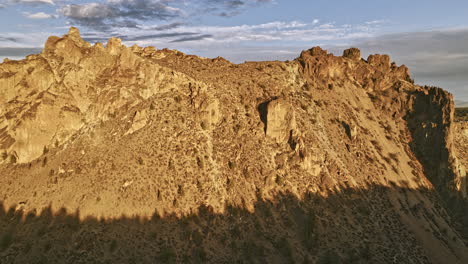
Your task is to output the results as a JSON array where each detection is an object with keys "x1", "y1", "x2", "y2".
[{"x1": 0, "y1": 28, "x2": 467, "y2": 263}]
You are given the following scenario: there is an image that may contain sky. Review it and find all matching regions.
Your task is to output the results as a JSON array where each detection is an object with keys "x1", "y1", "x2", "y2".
[{"x1": 0, "y1": 0, "x2": 467, "y2": 102}]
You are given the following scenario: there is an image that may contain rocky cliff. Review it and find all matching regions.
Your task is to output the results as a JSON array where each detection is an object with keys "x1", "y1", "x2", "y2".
[{"x1": 0, "y1": 27, "x2": 467, "y2": 263}]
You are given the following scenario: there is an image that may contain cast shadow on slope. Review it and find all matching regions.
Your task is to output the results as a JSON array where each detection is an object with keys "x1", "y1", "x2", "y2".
[
  {"x1": 405, "y1": 88, "x2": 468, "y2": 235},
  {"x1": 1, "y1": 183, "x2": 467, "y2": 263}
]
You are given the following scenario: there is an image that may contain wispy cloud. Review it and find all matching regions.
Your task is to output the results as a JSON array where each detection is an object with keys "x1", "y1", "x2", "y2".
[
  {"x1": 0, "y1": 37, "x2": 20, "y2": 43},
  {"x1": 0, "y1": 47, "x2": 43, "y2": 62},
  {"x1": 0, "y1": 18, "x2": 379, "y2": 49},
  {"x1": 59, "y1": 1, "x2": 183, "y2": 31},
  {"x1": 198, "y1": 0, "x2": 273, "y2": 17},
  {"x1": 0, "y1": 31, "x2": 59, "y2": 47},
  {"x1": 57, "y1": 0, "x2": 273, "y2": 31},
  {"x1": 101, "y1": 20, "x2": 378, "y2": 47},
  {"x1": 23, "y1": 12, "x2": 57, "y2": 19},
  {"x1": 10, "y1": 0, "x2": 55, "y2": 5},
  {"x1": 171, "y1": 34, "x2": 213, "y2": 43}
]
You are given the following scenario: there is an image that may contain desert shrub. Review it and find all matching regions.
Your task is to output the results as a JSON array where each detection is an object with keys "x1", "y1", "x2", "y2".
[
  {"x1": 36, "y1": 226, "x2": 47, "y2": 237},
  {"x1": 360, "y1": 243, "x2": 371, "y2": 260},
  {"x1": 318, "y1": 250, "x2": 341, "y2": 264},
  {"x1": 243, "y1": 240, "x2": 264, "y2": 261},
  {"x1": 196, "y1": 157, "x2": 204, "y2": 168},
  {"x1": 0, "y1": 231, "x2": 13, "y2": 251},
  {"x1": 23, "y1": 242, "x2": 32, "y2": 254},
  {"x1": 191, "y1": 230, "x2": 203, "y2": 245},
  {"x1": 9, "y1": 154, "x2": 17, "y2": 164},
  {"x1": 382, "y1": 156, "x2": 391, "y2": 164},
  {"x1": 233, "y1": 123, "x2": 241, "y2": 134},
  {"x1": 388, "y1": 153, "x2": 400, "y2": 163},
  {"x1": 109, "y1": 240, "x2": 117, "y2": 252},
  {"x1": 356, "y1": 204, "x2": 371, "y2": 216},
  {"x1": 303, "y1": 211, "x2": 317, "y2": 250},
  {"x1": 158, "y1": 246, "x2": 177, "y2": 263},
  {"x1": 200, "y1": 121, "x2": 207, "y2": 130},
  {"x1": 43, "y1": 242, "x2": 52, "y2": 252},
  {"x1": 191, "y1": 247, "x2": 207, "y2": 262},
  {"x1": 228, "y1": 161, "x2": 236, "y2": 169},
  {"x1": 274, "y1": 237, "x2": 293, "y2": 262},
  {"x1": 370, "y1": 140, "x2": 382, "y2": 152}
]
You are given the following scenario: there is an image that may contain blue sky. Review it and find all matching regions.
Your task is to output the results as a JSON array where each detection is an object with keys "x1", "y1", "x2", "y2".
[{"x1": 1, "y1": 0, "x2": 468, "y2": 102}]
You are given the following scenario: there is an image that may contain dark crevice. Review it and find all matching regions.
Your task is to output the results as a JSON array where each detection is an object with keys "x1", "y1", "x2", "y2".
[
  {"x1": 341, "y1": 121, "x2": 352, "y2": 140},
  {"x1": 257, "y1": 97, "x2": 278, "y2": 135},
  {"x1": 288, "y1": 130, "x2": 297, "y2": 151}
]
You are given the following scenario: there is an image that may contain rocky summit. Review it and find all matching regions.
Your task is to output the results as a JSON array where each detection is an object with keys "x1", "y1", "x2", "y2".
[{"x1": 0, "y1": 27, "x2": 467, "y2": 263}]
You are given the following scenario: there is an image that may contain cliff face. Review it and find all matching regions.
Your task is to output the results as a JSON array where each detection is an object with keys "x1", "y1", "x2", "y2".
[
  {"x1": 0, "y1": 28, "x2": 207, "y2": 164},
  {"x1": 0, "y1": 28, "x2": 467, "y2": 263}
]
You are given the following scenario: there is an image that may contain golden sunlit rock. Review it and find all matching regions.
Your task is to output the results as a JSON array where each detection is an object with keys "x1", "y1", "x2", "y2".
[{"x1": 0, "y1": 28, "x2": 467, "y2": 263}]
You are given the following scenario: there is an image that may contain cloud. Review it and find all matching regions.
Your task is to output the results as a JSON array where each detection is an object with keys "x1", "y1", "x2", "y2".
[
  {"x1": 59, "y1": 1, "x2": 182, "y2": 30},
  {"x1": 0, "y1": 37, "x2": 20, "y2": 43},
  {"x1": 200, "y1": 0, "x2": 273, "y2": 17},
  {"x1": 337, "y1": 28, "x2": 468, "y2": 101},
  {"x1": 81, "y1": 31, "x2": 199, "y2": 43},
  {"x1": 128, "y1": 32, "x2": 198, "y2": 41},
  {"x1": 167, "y1": 20, "x2": 378, "y2": 44},
  {"x1": 10, "y1": 0, "x2": 54, "y2": 5},
  {"x1": 59, "y1": 3, "x2": 120, "y2": 30},
  {"x1": 56, "y1": 19, "x2": 378, "y2": 52},
  {"x1": 171, "y1": 34, "x2": 213, "y2": 43},
  {"x1": 59, "y1": 0, "x2": 273, "y2": 31},
  {"x1": 24, "y1": 12, "x2": 57, "y2": 19},
  {"x1": 70, "y1": 19, "x2": 382, "y2": 55},
  {"x1": 0, "y1": 47, "x2": 43, "y2": 62},
  {"x1": 149, "y1": 22, "x2": 185, "y2": 31},
  {"x1": 0, "y1": 31, "x2": 60, "y2": 48}
]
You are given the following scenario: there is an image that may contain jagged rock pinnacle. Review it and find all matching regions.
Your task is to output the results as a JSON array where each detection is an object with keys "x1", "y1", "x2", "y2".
[
  {"x1": 68, "y1": 27, "x2": 81, "y2": 39},
  {"x1": 367, "y1": 54, "x2": 391, "y2": 70},
  {"x1": 343, "y1": 47, "x2": 361, "y2": 61},
  {"x1": 66, "y1": 26, "x2": 89, "y2": 47},
  {"x1": 309, "y1": 46, "x2": 328, "y2": 56},
  {"x1": 107, "y1": 37, "x2": 123, "y2": 55}
]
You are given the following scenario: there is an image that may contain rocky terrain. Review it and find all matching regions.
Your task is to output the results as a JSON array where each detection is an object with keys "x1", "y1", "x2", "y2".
[{"x1": 0, "y1": 28, "x2": 467, "y2": 263}]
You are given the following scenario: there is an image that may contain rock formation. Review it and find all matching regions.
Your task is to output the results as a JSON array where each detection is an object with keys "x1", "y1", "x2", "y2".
[{"x1": 0, "y1": 27, "x2": 467, "y2": 263}]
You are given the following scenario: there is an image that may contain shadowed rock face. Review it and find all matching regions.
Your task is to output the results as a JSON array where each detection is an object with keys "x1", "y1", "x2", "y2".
[{"x1": 0, "y1": 28, "x2": 467, "y2": 263}]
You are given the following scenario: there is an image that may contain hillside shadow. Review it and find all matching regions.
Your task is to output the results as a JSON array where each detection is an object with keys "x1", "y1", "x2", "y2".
[
  {"x1": 1, "y1": 184, "x2": 467, "y2": 263},
  {"x1": 405, "y1": 88, "x2": 468, "y2": 240},
  {"x1": 405, "y1": 88, "x2": 452, "y2": 194}
]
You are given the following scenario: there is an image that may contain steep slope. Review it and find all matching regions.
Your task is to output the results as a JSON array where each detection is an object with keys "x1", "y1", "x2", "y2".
[{"x1": 0, "y1": 28, "x2": 467, "y2": 263}]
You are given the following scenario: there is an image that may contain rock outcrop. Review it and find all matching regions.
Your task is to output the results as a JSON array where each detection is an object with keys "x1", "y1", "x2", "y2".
[
  {"x1": 0, "y1": 27, "x2": 206, "y2": 163},
  {"x1": 342, "y1": 47, "x2": 361, "y2": 61},
  {"x1": 0, "y1": 28, "x2": 467, "y2": 263}
]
